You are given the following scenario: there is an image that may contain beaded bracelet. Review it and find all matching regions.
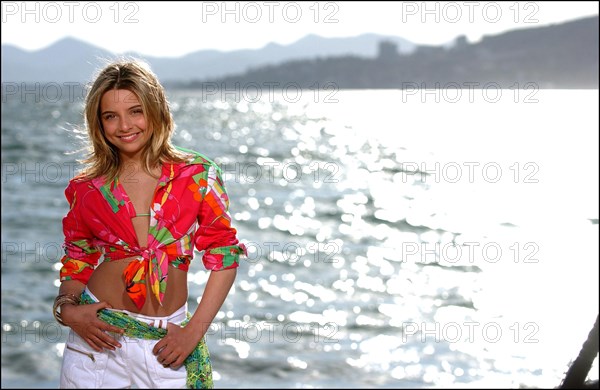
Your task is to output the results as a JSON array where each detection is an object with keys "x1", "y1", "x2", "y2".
[{"x1": 53, "y1": 293, "x2": 81, "y2": 326}]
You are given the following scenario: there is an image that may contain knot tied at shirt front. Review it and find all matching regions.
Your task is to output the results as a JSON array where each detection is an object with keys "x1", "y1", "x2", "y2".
[{"x1": 123, "y1": 246, "x2": 169, "y2": 311}]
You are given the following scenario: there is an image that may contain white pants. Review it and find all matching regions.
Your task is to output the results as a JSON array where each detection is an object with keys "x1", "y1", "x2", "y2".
[{"x1": 59, "y1": 288, "x2": 188, "y2": 389}]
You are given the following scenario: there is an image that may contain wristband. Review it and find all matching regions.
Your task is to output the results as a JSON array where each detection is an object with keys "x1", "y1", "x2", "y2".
[{"x1": 53, "y1": 293, "x2": 81, "y2": 326}]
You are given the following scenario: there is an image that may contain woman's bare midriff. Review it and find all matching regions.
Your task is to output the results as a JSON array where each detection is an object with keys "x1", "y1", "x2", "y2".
[{"x1": 86, "y1": 255, "x2": 188, "y2": 317}]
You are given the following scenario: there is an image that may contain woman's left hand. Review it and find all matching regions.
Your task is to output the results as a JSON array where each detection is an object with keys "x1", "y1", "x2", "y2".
[{"x1": 152, "y1": 322, "x2": 202, "y2": 369}]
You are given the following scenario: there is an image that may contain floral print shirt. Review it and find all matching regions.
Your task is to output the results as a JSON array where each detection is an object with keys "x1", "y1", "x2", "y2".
[{"x1": 59, "y1": 147, "x2": 246, "y2": 310}]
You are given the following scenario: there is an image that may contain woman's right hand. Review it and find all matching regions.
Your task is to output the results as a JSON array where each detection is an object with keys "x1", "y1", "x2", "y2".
[{"x1": 60, "y1": 302, "x2": 124, "y2": 352}]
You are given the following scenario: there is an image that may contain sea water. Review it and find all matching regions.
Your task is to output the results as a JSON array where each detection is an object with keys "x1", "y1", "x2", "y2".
[{"x1": 1, "y1": 88, "x2": 598, "y2": 388}]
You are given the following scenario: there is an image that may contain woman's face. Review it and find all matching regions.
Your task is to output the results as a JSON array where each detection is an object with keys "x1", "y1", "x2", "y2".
[{"x1": 100, "y1": 89, "x2": 150, "y2": 161}]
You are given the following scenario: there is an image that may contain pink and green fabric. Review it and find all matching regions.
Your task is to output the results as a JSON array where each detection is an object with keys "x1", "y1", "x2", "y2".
[{"x1": 60, "y1": 147, "x2": 246, "y2": 310}]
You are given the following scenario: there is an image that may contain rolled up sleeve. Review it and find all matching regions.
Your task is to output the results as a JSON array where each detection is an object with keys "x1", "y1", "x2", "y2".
[
  {"x1": 59, "y1": 181, "x2": 101, "y2": 284},
  {"x1": 194, "y1": 164, "x2": 246, "y2": 271}
]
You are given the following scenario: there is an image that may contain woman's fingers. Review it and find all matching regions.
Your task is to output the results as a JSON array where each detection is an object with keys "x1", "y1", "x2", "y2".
[
  {"x1": 161, "y1": 350, "x2": 179, "y2": 367},
  {"x1": 98, "y1": 329, "x2": 122, "y2": 349},
  {"x1": 65, "y1": 301, "x2": 125, "y2": 352},
  {"x1": 92, "y1": 301, "x2": 124, "y2": 346},
  {"x1": 170, "y1": 356, "x2": 185, "y2": 370},
  {"x1": 155, "y1": 341, "x2": 175, "y2": 364},
  {"x1": 84, "y1": 335, "x2": 104, "y2": 352},
  {"x1": 89, "y1": 328, "x2": 120, "y2": 351},
  {"x1": 96, "y1": 319, "x2": 125, "y2": 335},
  {"x1": 92, "y1": 319, "x2": 123, "y2": 348}
]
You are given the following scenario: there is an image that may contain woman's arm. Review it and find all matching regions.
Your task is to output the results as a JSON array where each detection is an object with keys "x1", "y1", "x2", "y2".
[
  {"x1": 186, "y1": 267, "x2": 237, "y2": 339},
  {"x1": 57, "y1": 181, "x2": 124, "y2": 351},
  {"x1": 58, "y1": 280, "x2": 125, "y2": 352},
  {"x1": 152, "y1": 161, "x2": 244, "y2": 368},
  {"x1": 152, "y1": 268, "x2": 237, "y2": 368},
  {"x1": 58, "y1": 279, "x2": 86, "y2": 297}
]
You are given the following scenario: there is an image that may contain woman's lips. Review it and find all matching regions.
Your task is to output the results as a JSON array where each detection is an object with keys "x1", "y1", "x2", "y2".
[{"x1": 118, "y1": 132, "x2": 141, "y2": 142}]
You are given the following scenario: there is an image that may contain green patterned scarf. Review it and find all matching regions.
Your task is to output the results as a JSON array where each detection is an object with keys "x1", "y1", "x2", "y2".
[{"x1": 80, "y1": 290, "x2": 213, "y2": 389}]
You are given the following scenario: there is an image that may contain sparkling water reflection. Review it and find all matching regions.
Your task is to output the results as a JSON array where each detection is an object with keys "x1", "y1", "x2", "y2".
[{"x1": 1, "y1": 89, "x2": 598, "y2": 388}]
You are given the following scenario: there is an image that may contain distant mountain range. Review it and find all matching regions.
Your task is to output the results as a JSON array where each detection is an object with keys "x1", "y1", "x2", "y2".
[
  {"x1": 187, "y1": 15, "x2": 599, "y2": 89},
  {"x1": 0, "y1": 34, "x2": 416, "y2": 83},
  {"x1": 2, "y1": 15, "x2": 597, "y2": 89}
]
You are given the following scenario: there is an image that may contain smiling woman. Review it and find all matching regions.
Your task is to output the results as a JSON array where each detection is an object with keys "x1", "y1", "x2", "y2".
[
  {"x1": 100, "y1": 90, "x2": 149, "y2": 157},
  {"x1": 53, "y1": 59, "x2": 247, "y2": 389}
]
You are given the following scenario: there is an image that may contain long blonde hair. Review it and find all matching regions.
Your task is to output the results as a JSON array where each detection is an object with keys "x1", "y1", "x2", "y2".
[{"x1": 78, "y1": 59, "x2": 189, "y2": 181}]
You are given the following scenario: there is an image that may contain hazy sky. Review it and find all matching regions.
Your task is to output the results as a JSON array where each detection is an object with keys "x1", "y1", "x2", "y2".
[{"x1": 1, "y1": 1, "x2": 598, "y2": 57}]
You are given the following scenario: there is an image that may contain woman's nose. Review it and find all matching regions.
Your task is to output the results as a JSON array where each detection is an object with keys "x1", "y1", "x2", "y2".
[{"x1": 119, "y1": 116, "x2": 132, "y2": 130}]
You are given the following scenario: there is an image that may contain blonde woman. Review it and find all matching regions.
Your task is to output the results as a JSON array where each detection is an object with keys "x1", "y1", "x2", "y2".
[{"x1": 54, "y1": 60, "x2": 246, "y2": 388}]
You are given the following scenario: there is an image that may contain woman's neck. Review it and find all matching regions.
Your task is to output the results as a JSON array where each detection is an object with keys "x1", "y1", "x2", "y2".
[
  {"x1": 119, "y1": 160, "x2": 162, "y2": 180},
  {"x1": 119, "y1": 149, "x2": 144, "y2": 166}
]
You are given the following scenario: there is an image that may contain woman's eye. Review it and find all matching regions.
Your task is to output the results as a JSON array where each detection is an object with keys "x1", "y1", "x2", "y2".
[
  {"x1": 131, "y1": 109, "x2": 143, "y2": 115},
  {"x1": 103, "y1": 114, "x2": 115, "y2": 120}
]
